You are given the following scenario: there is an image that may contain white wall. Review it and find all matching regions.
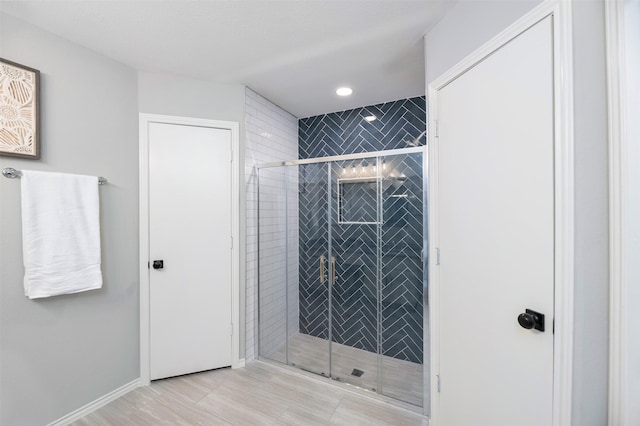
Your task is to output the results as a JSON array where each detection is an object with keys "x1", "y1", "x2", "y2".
[
  {"x1": 0, "y1": 13, "x2": 140, "y2": 425},
  {"x1": 138, "y1": 72, "x2": 245, "y2": 123},
  {"x1": 424, "y1": 0, "x2": 541, "y2": 84},
  {"x1": 425, "y1": 1, "x2": 609, "y2": 424},
  {"x1": 137, "y1": 71, "x2": 248, "y2": 359},
  {"x1": 244, "y1": 88, "x2": 299, "y2": 361}
]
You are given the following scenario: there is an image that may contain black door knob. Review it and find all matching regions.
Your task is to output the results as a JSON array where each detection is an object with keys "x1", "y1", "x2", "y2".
[
  {"x1": 517, "y1": 309, "x2": 545, "y2": 332},
  {"x1": 518, "y1": 313, "x2": 536, "y2": 329},
  {"x1": 152, "y1": 260, "x2": 164, "y2": 270}
]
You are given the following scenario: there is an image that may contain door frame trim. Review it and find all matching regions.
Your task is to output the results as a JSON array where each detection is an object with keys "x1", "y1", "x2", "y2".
[
  {"x1": 426, "y1": 0, "x2": 574, "y2": 424},
  {"x1": 605, "y1": 0, "x2": 633, "y2": 423},
  {"x1": 138, "y1": 113, "x2": 242, "y2": 385}
]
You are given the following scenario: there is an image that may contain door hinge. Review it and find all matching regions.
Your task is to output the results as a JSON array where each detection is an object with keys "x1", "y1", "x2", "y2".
[
  {"x1": 436, "y1": 248, "x2": 441, "y2": 265},
  {"x1": 437, "y1": 374, "x2": 441, "y2": 392},
  {"x1": 231, "y1": 148, "x2": 234, "y2": 163},
  {"x1": 435, "y1": 120, "x2": 439, "y2": 138},
  {"x1": 231, "y1": 323, "x2": 234, "y2": 336},
  {"x1": 147, "y1": 261, "x2": 150, "y2": 269},
  {"x1": 230, "y1": 236, "x2": 233, "y2": 249}
]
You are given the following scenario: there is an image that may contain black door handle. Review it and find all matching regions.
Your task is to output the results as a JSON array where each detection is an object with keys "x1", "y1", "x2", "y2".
[
  {"x1": 518, "y1": 309, "x2": 545, "y2": 332},
  {"x1": 152, "y1": 260, "x2": 164, "y2": 270}
]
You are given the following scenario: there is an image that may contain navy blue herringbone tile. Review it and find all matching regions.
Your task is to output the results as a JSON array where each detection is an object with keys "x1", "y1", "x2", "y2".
[
  {"x1": 299, "y1": 97, "x2": 426, "y2": 158},
  {"x1": 298, "y1": 99, "x2": 426, "y2": 364}
]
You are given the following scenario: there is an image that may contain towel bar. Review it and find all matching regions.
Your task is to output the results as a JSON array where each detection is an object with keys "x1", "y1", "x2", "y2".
[{"x1": 2, "y1": 168, "x2": 107, "y2": 185}]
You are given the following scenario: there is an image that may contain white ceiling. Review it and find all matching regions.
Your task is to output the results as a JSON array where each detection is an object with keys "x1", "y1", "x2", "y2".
[{"x1": 1, "y1": 1, "x2": 451, "y2": 118}]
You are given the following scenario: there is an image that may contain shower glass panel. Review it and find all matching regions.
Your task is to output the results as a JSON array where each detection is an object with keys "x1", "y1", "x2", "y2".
[
  {"x1": 379, "y1": 152, "x2": 425, "y2": 407},
  {"x1": 329, "y1": 158, "x2": 380, "y2": 390},
  {"x1": 257, "y1": 166, "x2": 289, "y2": 364},
  {"x1": 288, "y1": 162, "x2": 330, "y2": 376},
  {"x1": 257, "y1": 147, "x2": 426, "y2": 409}
]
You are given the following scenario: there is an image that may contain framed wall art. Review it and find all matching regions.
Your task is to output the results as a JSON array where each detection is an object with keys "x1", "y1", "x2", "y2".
[{"x1": 0, "y1": 58, "x2": 40, "y2": 159}]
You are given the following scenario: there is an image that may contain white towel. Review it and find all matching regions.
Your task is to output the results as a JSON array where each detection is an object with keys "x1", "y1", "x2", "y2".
[{"x1": 21, "y1": 170, "x2": 103, "y2": 299}]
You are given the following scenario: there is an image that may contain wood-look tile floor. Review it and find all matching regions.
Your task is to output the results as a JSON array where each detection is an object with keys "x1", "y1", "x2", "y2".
[{"x1": 71, "y1": 362, "x2": 428, "y2": 426}]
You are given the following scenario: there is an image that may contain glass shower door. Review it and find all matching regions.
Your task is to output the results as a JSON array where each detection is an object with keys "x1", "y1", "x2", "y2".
[
  {"x1": 328, "y1": 158, "x2": 380, "y2": 390},
  {"x1": 326, "y1": 152, "x2": 426, "y2": 407},
  {"x1": 287, "y1": 162, "x2": 330, "y2": 376},
  {"x1": 258, "y1": 162, "x2": 330, "y2": 376},
  {"x1": 379, "y1": 152, "x2": 425, "y2": 408},
  {"x1": 258, "y1": 148, "x2": 427, "y2": 409}
]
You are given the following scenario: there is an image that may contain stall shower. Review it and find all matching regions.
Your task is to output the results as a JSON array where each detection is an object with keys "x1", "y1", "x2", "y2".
[{"x1": 256, "y1": 97, "x2": 428, "y2": 409}]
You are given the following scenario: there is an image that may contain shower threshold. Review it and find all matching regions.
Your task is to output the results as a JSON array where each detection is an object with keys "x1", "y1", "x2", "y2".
[
  {"x1": 254, "y1": 357, "x2": 427, "y2": 419},
  {"x1": 262, "y1": 332, "x2": 427, "y2": 410}
]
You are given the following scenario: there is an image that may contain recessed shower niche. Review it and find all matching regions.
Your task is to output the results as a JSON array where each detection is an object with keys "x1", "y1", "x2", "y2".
[
  {"x1": 257, "y1": 147, "x2": 428, "y2": 409},
  {"x1": 338, "y1": 176, "x2": 380, "y2": 224}
]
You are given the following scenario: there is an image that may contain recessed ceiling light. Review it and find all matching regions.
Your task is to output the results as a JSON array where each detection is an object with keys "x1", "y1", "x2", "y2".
[
  {"x1": 336, "y1": 87, "x2": 353, "y2": 97},
  {"x1": 364, "y1": 115, "x2": 376, "y2": 122}
]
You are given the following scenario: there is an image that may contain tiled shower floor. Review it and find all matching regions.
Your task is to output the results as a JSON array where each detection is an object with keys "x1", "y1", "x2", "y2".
[{"x1": 266, "y1": 333, "x2": 427, "y2": 407}]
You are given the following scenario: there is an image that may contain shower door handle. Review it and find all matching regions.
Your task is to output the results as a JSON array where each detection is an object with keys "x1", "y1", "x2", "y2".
[
  {"x1": 320, "y1": 255, "x2": 326, "y2": 285},
  {"x1": 330, "y1": 256, "x2": 336, "y2": 286}
]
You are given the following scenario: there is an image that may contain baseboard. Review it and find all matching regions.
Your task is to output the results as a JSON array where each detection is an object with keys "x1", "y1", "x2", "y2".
[
  {"x1": 234, "y1": 358, "x2": 246, "y2": 368},
  {"x1": 47, "y1": 378, "x2": 140, "y2": 426}
]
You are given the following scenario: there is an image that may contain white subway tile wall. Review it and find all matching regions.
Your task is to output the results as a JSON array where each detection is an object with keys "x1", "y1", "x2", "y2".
[{"x1": 245, "y1": 88, "x2": 299, "y2": 361}]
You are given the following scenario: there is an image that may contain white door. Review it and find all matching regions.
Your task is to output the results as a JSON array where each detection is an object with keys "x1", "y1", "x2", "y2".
[
  {"x1": 435, "y1": 17, "x2": 554, "y2": 425},
  {"x1": 148, "y1": 122, "x2": 233, "y2": 380}
]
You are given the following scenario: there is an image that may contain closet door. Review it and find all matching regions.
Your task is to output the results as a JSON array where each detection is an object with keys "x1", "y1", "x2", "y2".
[
  {"x1": 435, "y1": 16, "x2": 554, "y2": 425},
  {"x1": 148, "y1": 122, "x2": 233, "y2": 380}
]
